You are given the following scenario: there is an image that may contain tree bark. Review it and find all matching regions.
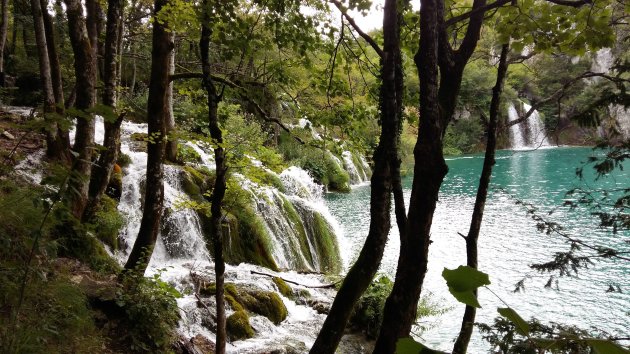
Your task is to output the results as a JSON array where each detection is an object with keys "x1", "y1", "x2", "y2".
[
  {"x1": 124, "y1": 0, "x2": 171, "y2": 273},
  {"x1": 30, "y1": 0, "x2": 61, "y2": 159},
  {"x1": 373, "y1": 0, "x2": 448, "y2": 350},
  {"x1": 84, "y1": 0, "x2": 125, "y2": 221},
  {"x1": 452, "y1": 43, "x2": 509, "y2": 354},
  {"x1": 200, "y1": 12, "x2": 227, "y2": 353},
  {"x1": 64, "y1": 0, "x2": 97, "y2": 219},
  {"x1": 165, "y1": 34, "x2": 177, "y2": 162},
  {"x1": 41, "y1": 0, "x2": 71, "y2": 162},
  {"x1": 374, "y1": 0, "x2": 489, "y2": 350},
  {"x1": 309, "y1": 0, "x2": 402, "y2": 352},
  {"x1": 0, "y1": 0, "x2": 9, "y2": 77}
]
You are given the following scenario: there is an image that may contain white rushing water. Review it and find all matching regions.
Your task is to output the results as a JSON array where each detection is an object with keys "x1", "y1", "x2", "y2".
[
  {"x1": 507, "y1": 101, "x2": 551, "y2": 150},
  {"x1": 110, "y1": 119, "x2": 367, "y2": 351}
]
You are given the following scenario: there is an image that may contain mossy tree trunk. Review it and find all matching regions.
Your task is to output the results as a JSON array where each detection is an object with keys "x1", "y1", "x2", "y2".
[
  {"x1": 374, "y1": 0, "x2": 489, "y2": 350},
  {"x1": 84, "y1": 0, "x2": 125, "y2": 221},
  {"x1": 200, "y1": 11, "x2": 227, "y2": 353},
  {"x1": 452, "y1": 43, "x2": 509, "y2": 354},
  {"x1": 124, "y1": 0, "x2": 171, "y2": 273},
  {"x1": 309, "y1": 0, "x2": 403, "y2": 352},
  {"x1": 64, "y1": 0, "x2": 97, "y2": 219}
]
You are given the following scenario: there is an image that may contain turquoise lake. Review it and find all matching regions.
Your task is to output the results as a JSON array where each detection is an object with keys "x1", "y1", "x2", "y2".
[{"x1": 325, "y1": 147, "x2": 629, "y2": 352}]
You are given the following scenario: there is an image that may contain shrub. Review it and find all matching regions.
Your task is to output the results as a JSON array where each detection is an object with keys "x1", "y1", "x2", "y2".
[{"x1": 117, "y1": 269, "x2": 182, "y2": 352}]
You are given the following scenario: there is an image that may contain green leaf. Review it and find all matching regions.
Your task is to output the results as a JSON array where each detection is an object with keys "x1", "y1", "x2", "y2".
[
  {"x1": 442, "y1": 266, "x2": 490, "y2": 308},
  {"x1": 497, "y1": 307, "x2": 530, "y2": 336},
  {"x1": 587, "y1": 339, "x2": 630, "y2": 354},
  {"x1": 395, "y1": 337, "x2": 446, "y2": 354}
]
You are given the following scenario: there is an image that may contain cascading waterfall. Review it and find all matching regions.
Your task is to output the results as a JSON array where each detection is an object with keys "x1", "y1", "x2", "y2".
[
  {"x1": 342, "y1": 150, "x2": 368, "y2": 185},
  {"x1": 507, "y1": 101, "x2": 551, "y2": 150}
]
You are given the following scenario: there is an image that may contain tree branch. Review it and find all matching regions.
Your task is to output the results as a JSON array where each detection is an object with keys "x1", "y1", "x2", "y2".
[
  {"x1": 169, "y1": 72, "x2": 305, "y2": 145},
  {"x1": 329, "y1": 0, "x2": 384, "y2": 58},
  {"x1": 505, "y1": 71, "x2": 628, "y2": 128}
]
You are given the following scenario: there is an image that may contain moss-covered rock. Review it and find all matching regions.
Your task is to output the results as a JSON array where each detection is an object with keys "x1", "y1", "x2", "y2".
[
  {"x1": 226, "y1": 310, "x2": 254, "y2": 341},
  {"x1": 272, "y1": 277, "x2": 294, "y2": 299},
  {"x1": 202, "y1": 282, "x2": 288, "y2": 325}
]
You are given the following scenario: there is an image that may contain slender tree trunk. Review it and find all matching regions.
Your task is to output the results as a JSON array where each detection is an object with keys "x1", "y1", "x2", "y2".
[
  {"x1": 309, "y1": 0, "x2": 402, "y2": 352},
  {"x1": 64, "y1": 0, "x2": 97, "y2": 219},
  {"x1": 0, "y1": 0, "x2": 9, "y2": 78},
  {"x1": 84, "y1": 0, "x2": 124, "y2": 221},
  {"x1": 200, "y1": 14, "x2": 227, "y2": 353},
  {"x1": 165, "y1": 34, "x2": 177, "y2": 162},
  {"x1": 30, "y1": 0, "x2": 61, "y2": 159},
  {"x1": 41, "y1": 0, "x2": 71, "y2": 162},
  {"x1": 373, "y1": 0, "x2": 447, "y2": 350},
  {"x1": 374, "y1": 0, "x2": 488, "y2": 349},
  {"x1": 452, "y1": 43, "x2": 509, "y2": 354},
  {"x1": 124, "y1": 0, "x2": 172, "y2": 273}
]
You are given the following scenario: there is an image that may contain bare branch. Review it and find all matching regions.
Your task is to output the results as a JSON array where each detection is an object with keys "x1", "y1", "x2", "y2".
[{"x1": 329, "y1": 0, "x2": 384, "y2": 58}]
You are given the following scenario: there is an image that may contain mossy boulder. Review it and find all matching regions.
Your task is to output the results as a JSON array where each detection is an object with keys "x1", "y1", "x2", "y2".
[
  {"x1": 201, "y1": 282, "x2": 288, "y2": 325},
  {"x1": 226, "y1": 310, "x2": 254, "y2": 341},
  {"x1": 272, "y1": 277, "x2": 294, "y2": 299}
]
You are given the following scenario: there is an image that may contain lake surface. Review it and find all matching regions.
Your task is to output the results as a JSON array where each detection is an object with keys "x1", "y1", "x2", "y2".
[{"x1": 325, "y1": 147, "x2": 629, "y2": 352}]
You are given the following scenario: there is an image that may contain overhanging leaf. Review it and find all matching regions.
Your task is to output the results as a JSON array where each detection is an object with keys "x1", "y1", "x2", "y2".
[
  {"x1": 395, "y1": 337, "x2": 447, "y2": 354},
  {"x1": 442, "y1": 266, "x2": 490, "y2": 308},
  {"x1": 587, "y1": 339, "x2": 630, "y2": 354},
  {"x1": 498, "y1": 307, "x2": 530, "y2": 336}
]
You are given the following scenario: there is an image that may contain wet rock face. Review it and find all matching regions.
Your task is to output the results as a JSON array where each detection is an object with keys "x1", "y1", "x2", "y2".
[{"x1": 174, "y1": 334, "x2": 216, "y2": 354}]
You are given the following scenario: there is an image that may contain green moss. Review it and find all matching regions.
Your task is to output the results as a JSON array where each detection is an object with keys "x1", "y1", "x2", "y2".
[
  {"x1": 130, "y1": 132, "x2": 148, "y2": 141},
  {"x1": 177, "y1": 144, "x2": 202, "y2": 164},
  {"x1": 279, "y1": 195, "x2": 313, "y2": 269},
  {"x1": 90, "y1": 195, "x2": 124, "y2": 251},
  {"x1": 209, "y1": 283, "x2": 288, "y2": 325},
  {"x1": 234, "y1": 287, "x2": 288, "y2": 325},
  {"x1": 311, "y1": 212, "x2": 341, "y2": 274},
  {"x1": 54, "y1": 218, "x2": 120, "y2": 274},
  {"x1": 350, "y1": 275, "x2": 393, "y2": 339},
  {"x1": 117, "y1": 153, "x2": 132, "y2": 168},
  {"x1": 226, "y1": 310, "x2": 254, "y2": 341},
  {"x1": 226, "y1": 294, "x2": 244, "y2": 312},
  {"x1": 272, "y1": 277, "x2": 294, "y2": 299}
]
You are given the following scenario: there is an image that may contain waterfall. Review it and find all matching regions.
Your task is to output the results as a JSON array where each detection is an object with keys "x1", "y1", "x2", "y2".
[
  {"x1": 240, "y1": 166, "x2": 343, "y2": 272},
  {"x1": 114, "y1": 120, "x2": 342, "y2": 273},
  {"x1": 342, "y1": 150, "x2": 369, "y2": 185},
  {"x1": 507, "y1": 101, "x2": 551, "y2": 150}
]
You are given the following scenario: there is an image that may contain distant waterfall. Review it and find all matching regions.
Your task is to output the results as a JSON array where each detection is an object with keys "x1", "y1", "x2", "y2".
[
  {"x1": 507, "y1": 101, "x2": 551, "y2": 150},
  {"x1": 341, "y1": 150, "x2": 371, "y2": 185}
]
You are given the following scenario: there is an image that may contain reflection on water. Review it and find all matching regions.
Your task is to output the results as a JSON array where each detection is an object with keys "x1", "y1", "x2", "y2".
[{"x1": 326, "y1": 147, "x2": 629, "y2": 352}]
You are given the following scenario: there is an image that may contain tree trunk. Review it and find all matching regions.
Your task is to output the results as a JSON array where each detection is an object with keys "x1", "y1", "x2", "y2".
[
  {"x1": 165, "y1": 34, "x2": 177, "y2": 162},
  {"x1": 374, "y1": 0, "x2": 489, "y2": 350},
  {"x1": 64, "y1": 0, "x2": 97, "y2": 219},
  {"x1": 124, "y1": 0, "x2": 171, "y2": 273},
  {"x1": 452, "y1": 43, "x2": 509, "y2": 354},
  {"x1": 84, "y1": 0, "x2": 124, "y2": 221},
  {"x1": 373, "y1": 0, "x2": 447, "y2": 350},
  {"x1": 200, "y1": 15, "x2": 227, "y2": 354},
  {"x1": 0, "y1": 0, "x2": 9, "y2": 77},
  {"x1": 309, "y1": 0, "x2": 402, "y2": 352},
  {"x1": 30, "y1": 0, "x2": 60, "y2": 159},
  {"x1": 41, "y1": 0, "x2": 71, "y2": 162}
]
